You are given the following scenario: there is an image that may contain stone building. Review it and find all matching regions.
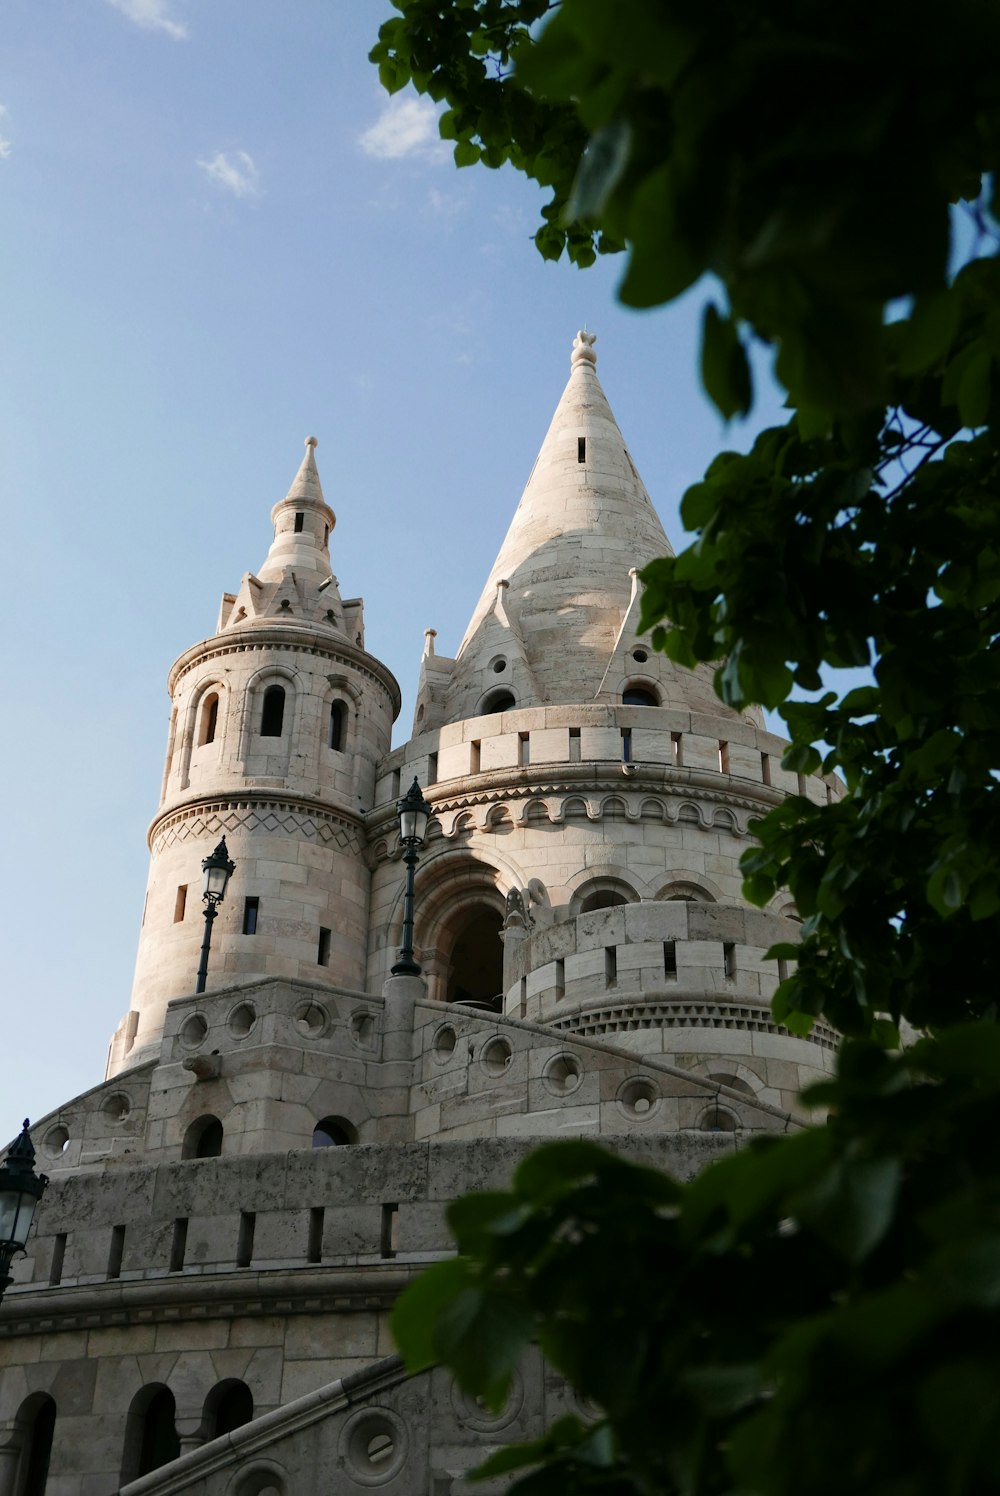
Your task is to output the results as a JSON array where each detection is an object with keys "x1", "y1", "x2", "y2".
[{"x1": 0, "y1": 333, "x2": 839, "y2": 1496}]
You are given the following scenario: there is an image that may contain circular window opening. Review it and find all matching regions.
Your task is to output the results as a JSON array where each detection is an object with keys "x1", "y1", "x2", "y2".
[
  {"x1": 433, "y1": 1025, "x2": 457, "y2": 1060},
  {"x1": 483, "y1": 689, "x2": 516, "y2": 714},
  {"x1": 700, "y1": 1106, "x2": 738, "y2": 1133},
  {"x1": 491, "y1": 658, "x2": 507, "y2": 674},
  {"x1": 228, "y1": 1002, "x2": 257, "y2": 1038},
  {"x1": 295, "y1": 1002, "x2": 328, "y2": 1038},
  {"x1": 622, "y1": 686, "x2": 659, "y2": 706},
  {"x1": 42, "y1": 1125, "x2": 70, "y2": 1159},
  {"x1": 180, "y1": 1014, "x2": 209, "y2": 1048},
  {"x1": 632, "y1": 648, "x2": 648, "y2": 664},
  {"x1": 481, "y1": 1038, "x2": 513, "y2": 1077},
  {"x1": 102, "y1": 1092, "x2": 132, "y2": 1123},
  {"x1": 343, "y1": 1411, "x2": 406, "y2": 1484},
  {"x1": 312, "y1": 1116, "x2": 358, "y2": 1148},
  {"x1": 543, "y1": 1054, "x2": 583, "y2": 1095},
  {"x1": 618, "y1": 1078, "x2": 659, "y2": 1119}
]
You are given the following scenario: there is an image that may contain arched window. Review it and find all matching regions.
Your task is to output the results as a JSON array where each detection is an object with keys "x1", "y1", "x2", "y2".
[
  {"x1": 446, "y1": 907, "x2": 504, "y2": 1008},
  {"x1": 121, "y1": 1386, "x2": 180, "y2": 1484},
  {"x1": 482, "y1": 690, "x2": 515, "y2": 715},
  {"x1": 622, "y1": 685, "x2": 659, "y2": 706},
  {"x1": 699, "y1": 1106, "x2": 739, "y2": 1133},
  {"x1": 13, "y1": 1394, "x2": 56, "y2": 1496},
  {"x1": 199, "y1": 693, "x2": 220, "y2": 746},
  {"x1": 312, "y1": 1116, "x2": 357, "y2": 1148},
  {"x1": 260, "y1": 685, "x2": 285, "y2": 737},
  {"x1": 182, "y1": 1115, "x2": 223, "y2": 1160},
  {"x1": 202, "y1": 1380, "x2": 253, "y2": 1442},
  {"x1": 572, "y1": 878, "x2": 637, "y2": 915},
  {"x1": 329, "y1": 700, "x2": 347, "y2": 752}
]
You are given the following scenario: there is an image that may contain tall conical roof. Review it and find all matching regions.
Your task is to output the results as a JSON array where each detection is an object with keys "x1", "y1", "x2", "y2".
[
  {"x1": 436, "y1": 332, "x2": 705, "y2": 718},
  {"x1": 258, "y1": 435, "x2": 336, "y2": 583}
]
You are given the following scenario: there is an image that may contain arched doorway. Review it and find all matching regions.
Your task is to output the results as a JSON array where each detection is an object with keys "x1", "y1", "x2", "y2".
[{"x1": 446, "y1": 907, "x2": 504, "y2": 1009}]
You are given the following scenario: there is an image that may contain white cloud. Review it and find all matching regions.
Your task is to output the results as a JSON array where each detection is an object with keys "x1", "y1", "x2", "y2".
[
  {"x1": 359, "y1": 94, "x2": 446, "y2": 162},
  {"x1": 0, "y1": 104, "x2": 11, "y2": 158},
  {"x1": 104, "y1": 0, "x2": 188, "y2": 40},
  {"x1": 197, "y1": 150, "x2": 260, "y2": 199}
]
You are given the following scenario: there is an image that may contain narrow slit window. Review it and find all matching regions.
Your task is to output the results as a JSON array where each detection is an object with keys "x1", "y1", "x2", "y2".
[
  {"x1": 621, "y1": 727, "x2": 632, "y2": 763},
  {"x1": 761, "y1": 752, "x2": 771, "y2": 786},
  {"x1": 724, "y1": 942, "x2": 737, "y2": 981},
  {"x1": 242, "y1": 897, "x2": 259, "y2": 936},
  {"x1": 518, "y1": 977, "x2": 527, "y2": 1018},
  {"x1": 519, "y1": 732, "x2": 530, "y2": 766},
  {"x1": 107, "y1": 1224, "x2": 125, "y2": 1280},
  {"x1": 470, "y1": 740, "x2": 481, "y2": 774},
  {"x1": 236, "y1": 1211, "x2": 255, "y2": 1269},
  {"x1": 317, "y1": 926, "x2": 331, "y2": 967},
  {"x1": 50, "y1": 1232, "x2": 66, "y2": 1287},
  {"x1": 555, "y1": 958, "x2": 565, "y2": 998},
  {"x1": 427, "y1": 752, "x2": 438, "y2": 786},
  {"x1": 671, "y1": 732, "x2": 683, "y2": 766},
  {"x1": 293, "y1": 511, "x2": 304, "y2": 533},
  {"x1": 569, "y1": 726, "x2": 581, "y2": 762},
  {"x1": 664, "y1": 941, "x2": 677, "y2": 979},
  {"x1": 390, "y1": 768, "x2": 401, "y2": 799},
  {"x1": 260, "y1": 684, "x2": 285, "y2": 737},
  {"x1": 578, "y1": 436, "x2": 586, "y2": 463},
  {"x1": 719, "y1": 741, "x2": 730, "y2": 774},
  {"x1": 826, "y1": 781, "x2": 833, "y2": 804},
  {"x1": 199, "y1": 693, "x2": 219, "y2": 746},
  {"x1": 174, "y1": 885, "x2": 187, "y2": 923},
  {"x1": 169, "y1": 1218, "x2": 188, "y2": 1273},
  {"x1": 380, "y1": 1203, "x2": 399, "y2": 1259},
  {"x1": 308, "y1": 1207, "x2": 324, "y2": 1264},
  {"x1": 605, "y1": 946, "x2": 618, "y2": 987},
  {"x1": 328, "y1": 700, "x2": 346, "y2": 751}
]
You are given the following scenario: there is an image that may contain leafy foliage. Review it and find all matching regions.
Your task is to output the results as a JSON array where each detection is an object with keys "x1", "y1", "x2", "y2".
[{"x1": 372, "y1": 2, "x2": 1000, "y2": 1491}]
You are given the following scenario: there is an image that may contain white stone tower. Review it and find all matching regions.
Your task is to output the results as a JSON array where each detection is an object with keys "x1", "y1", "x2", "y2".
[{"x1": 108, "y1": 439, "x2": 400, "y2": 1077}]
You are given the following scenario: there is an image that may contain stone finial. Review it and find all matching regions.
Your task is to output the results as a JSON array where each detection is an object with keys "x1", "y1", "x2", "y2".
[
  {"x1": 305, "y1": 435, "x2": 318, "y2": 448},
  {"x1": 423, "y1": 628, "x2": 437, "y2": 659},
  {"x1": 571, "y1": 329, "x2": 597, "y2": 369}
]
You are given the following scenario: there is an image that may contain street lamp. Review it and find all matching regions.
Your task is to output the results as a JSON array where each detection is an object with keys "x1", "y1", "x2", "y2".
[
  {"x1": 196, "y1": 838, "x2": 236, "y2": 995},
  {"x1": 0, "y1": 1121, "x2": 49, "y2": 1306},
  {"x1": 391, "y1": 777, "x2": 432, "y2": 977}
]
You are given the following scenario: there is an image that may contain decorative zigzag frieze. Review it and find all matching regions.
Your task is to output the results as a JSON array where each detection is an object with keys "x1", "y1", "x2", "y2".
[{"x1": 152, "y1": 800, "x2": 363, "y2": 856}]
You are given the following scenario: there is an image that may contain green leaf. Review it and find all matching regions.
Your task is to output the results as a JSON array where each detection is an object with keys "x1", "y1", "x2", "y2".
[
  {"x1": 390, "y1": 1256, "x2": 475, "y2": 1372},
  {"x1": 792, "y1": 1151, "x2": 902, "y2": 1262},
  {"x1": 897, "y1": 290, "x2": 962, "y2": 374},
  {"x1": 701, "y1": 304, "x2": 753, "y2": 420},
  {"x1": 566, "y1": 120, "x2": 631, "y2": 223}
]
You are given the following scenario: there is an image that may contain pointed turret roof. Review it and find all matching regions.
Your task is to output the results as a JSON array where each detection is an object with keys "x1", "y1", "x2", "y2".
[
  {"x1": 429, "y1": 332, "x2": 733, "y2": 721},
  {"x1": 258, "y1": 435, "x2": 336, "y2": 583}
]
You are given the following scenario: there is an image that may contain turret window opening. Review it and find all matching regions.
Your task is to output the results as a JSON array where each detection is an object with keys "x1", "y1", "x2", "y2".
[
  {"x1": 203, "y1": 1382, "x2": 253, "y2": 1442},
  {"x1": 199, "y1": 693, "x2": 220, "y2": 746},
  {"x1": 260, "y1": 684, "x2": 285, "y2": 737},
  {"x1": 312, "y1": 1116, "x2": 358, "y2": 1147},
  {"x1": 121, "y1": 1387, "x2": 180, "y2": 1484},
  {"x1": 317, "y1": 927, "x2": 331, "y2": 967},
  {"x1": 482, "y1": 689, "x2": 515, "y2": 715},
  {"x1": 328, "y1": 700, "x2": 347, "y2": 752},
  {"x1": 183, "y1": 1115, "x2": 224, "y2": 1160},
  {"x1": 13, "y1": 1394, "x2": 56, "y2": 1496},
  {"x1": 578, "y1": 436, "x2": 586, "y2": 463},
  {"x1": 293, "y1": 511, "x2": 304, "y2": 533},
  {"x1": 446, "y1": 906, "x2": 504, "y2": 1009},
  {"x1": 243, "y1": 897, "x2": 259, "y2": 935},
  {"x1": 623, "y1": 685, "x2": 659, "y2": 707}
]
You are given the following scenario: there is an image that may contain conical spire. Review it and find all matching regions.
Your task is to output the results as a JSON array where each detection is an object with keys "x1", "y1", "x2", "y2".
[
  {"x1": 258, "y1": 436, "x2": 337, "y2": 583},
  {"x1": 439, "y1": 332, "x2": 679, "y2": 716}
]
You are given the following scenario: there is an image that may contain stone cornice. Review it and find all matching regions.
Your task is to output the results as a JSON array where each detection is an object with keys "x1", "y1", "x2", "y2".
[
  {"x1": 167, "y1": 626, "x2": 402, "y2": 717},
  {"x1": 148, "y1": 792, "x2": 366, "y2": 853},
  {"x1": 366, "y1": 761, "x2": 784, "y2": 849},
  {"x1": 0, "y1": 1262, "x2": 419, "y2": 1340}
]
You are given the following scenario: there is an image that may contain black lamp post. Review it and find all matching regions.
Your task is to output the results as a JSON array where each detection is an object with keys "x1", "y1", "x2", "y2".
[
  {"x1": 195, "y1": 838, "x2": 236, "y2": 995},
  {"x1": 391, "y1": 777, "x2": 432, "y2": 977},
  {"x1": 0, "y1": 1121, "x2": 49, "y2": 1306}
]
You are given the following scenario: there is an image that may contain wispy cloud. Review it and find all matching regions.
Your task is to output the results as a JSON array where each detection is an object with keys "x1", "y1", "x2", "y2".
[
  {"x1": 104, "y1": 0, "x2": 188, "y2": 40},
  {"x1": 0, "y1": 104, "x2": 12, "y2": 159},
  {"x1": 197, "y1": 150, "x2": 260, "y2": 198},
  {"x1": 359, "y1": 94, "x2": 446, "y2": 162}
]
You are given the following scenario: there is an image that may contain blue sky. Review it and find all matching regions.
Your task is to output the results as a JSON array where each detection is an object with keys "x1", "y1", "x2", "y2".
[{"x1": 0, "y1": 0, "x2": 789, "y2": 1121}]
